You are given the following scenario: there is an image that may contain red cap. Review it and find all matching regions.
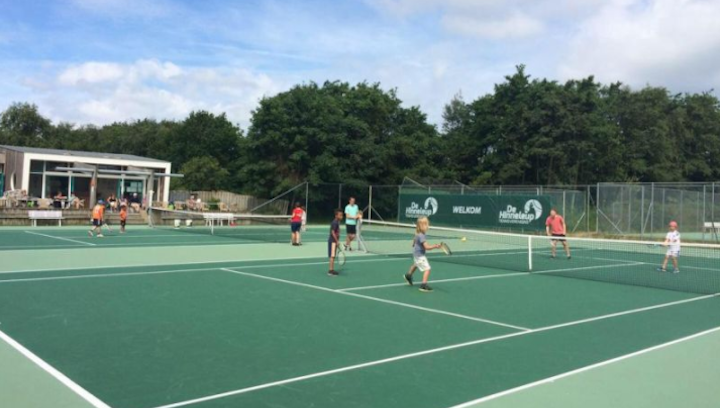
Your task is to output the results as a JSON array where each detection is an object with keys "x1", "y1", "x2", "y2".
[{"x1": 669, "y1": 221, "x2": 678, "y2": 228}]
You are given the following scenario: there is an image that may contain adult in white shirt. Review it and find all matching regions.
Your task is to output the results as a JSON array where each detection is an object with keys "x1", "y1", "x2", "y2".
[{"x1": 344, "y1": 197, "x2": 360, "y2": 251}]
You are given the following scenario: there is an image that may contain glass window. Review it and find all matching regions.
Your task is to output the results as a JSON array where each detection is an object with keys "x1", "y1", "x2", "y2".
[
  {"x1": 29, "y1": 174, "x2": 43, "y2": 198},
  {"x1": 123, "y1": 180, "x2": 144, "y2": 203},
  {"x1": 44, "y1": 175, "x2": 69, "y2": 198},
  {"x1": 97, "y1": 178, "x2": 120, "y2": 201},
  {"x1": 30, "y1": 160, "x2": 44, "y2": 173},
  {"x1": 70, "y1": 176, "x2": 91, "y2": 206},
  {"x1": 46, "y1": 161, "x2": 68, "y2": 172}
]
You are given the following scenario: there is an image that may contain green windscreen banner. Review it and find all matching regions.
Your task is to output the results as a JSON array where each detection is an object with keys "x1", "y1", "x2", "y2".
[{"x1": 399, "y1": 193, "x2": 553, "y2": 231}]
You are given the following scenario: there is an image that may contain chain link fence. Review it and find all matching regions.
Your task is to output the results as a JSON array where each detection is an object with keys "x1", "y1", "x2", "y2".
[
  {"x1": 202, "y1": 180, "x2": 719, "y2": 242},
  {"x1": 596, "y1": 182, "x2": 720, "y2": 242}
]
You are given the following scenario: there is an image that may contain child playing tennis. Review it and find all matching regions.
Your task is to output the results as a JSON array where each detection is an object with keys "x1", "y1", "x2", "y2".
[
  {"x1": 290, "y1": 202, "x2": 303, "y2": 246},
  {"x1": 657, "y1": 221, "x2": 681, "y2": 274},
  {"x1": 119, "y1": 204, "x2": 128, "y2": 234},
  {"x1": 88, "y1": 199, "x2": 105, "y2": 238},
  {"x1": 404, "y1": 216, "x2": 441, "y2": 292},
  {"x1": 328, "y1": 209, "x2": 343, "y2": 276}
]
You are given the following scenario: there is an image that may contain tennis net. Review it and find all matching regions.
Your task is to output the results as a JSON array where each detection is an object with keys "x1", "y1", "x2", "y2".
[
  {"x1": 148, "y1": 207, "x2": 291, "y2": 243},
  {"x1": 359, "y1": 220, "x2": 720, "y2": 295}
]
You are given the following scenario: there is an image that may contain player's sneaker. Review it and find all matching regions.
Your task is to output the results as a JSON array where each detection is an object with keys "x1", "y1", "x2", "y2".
[
  {"x1": 656, "y1": 267, "x2": 667, "y2": 272},
  {"x1": 403, "y1": 273, "x2": 414, "y2": 286},
  {"x1": 328, "y1": 270, "x2": 339, "y2": 276},
  {"x1": 97, "y1": 234, "x2": 104, "y2": 238},
  {"x1": 419, "y1": 284, "x2": 433, "y2": 293},
  {"x1": 567, "y1": 255, "x2": 572, "y2": 260},
  {"x1": 673, "y1": 269, "x2": 680, "y2": 274}
]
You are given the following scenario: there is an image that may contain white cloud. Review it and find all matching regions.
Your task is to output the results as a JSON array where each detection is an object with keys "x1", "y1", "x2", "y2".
[
  {"x1": 24, "y1": 60, "x2": 284, "y2": 128},
  {"x1": 442, "y1": 12, "x2": 544, "y2": 39},
  {"x1": 58, "y1": 62, "x2": 125, "y2": 85},
  {"x1": 559, "y1": 0, "x2": 720, "y2": 91},
  {"x1": 366, "y1": 0, "x2": 603, "y2": 39}
]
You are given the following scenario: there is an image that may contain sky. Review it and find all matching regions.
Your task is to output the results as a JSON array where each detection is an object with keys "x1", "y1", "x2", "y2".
[{"x1": 1, "y1": 0, "x2": 719, "y2": 130}]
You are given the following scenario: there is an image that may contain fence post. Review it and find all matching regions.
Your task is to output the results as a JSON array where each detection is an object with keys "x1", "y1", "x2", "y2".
[
  {"x1": 713, "y1": 182, "x2": 717, "y2": 241},
  {"x1": 305, "y1": 182, "x2": 309, "y2": 224},
  {"x1": 586, "y1": 186, "x2": 590, "y2": 233},
  {"x1": 596, "y1": 183, "x2": 600, "y2": 233},
  {"x1": 680, "y1": 190, "x2": 684, "y2": 227},
  {"x1": 397, "y1": 185, "x2": 401, "y2": 223},
  {"x1": 697, "y1": 190, "x2": 701, "y2": 235},
  {"x1": 640, "y1": 185, "x2": 645, "y2": 237},
  {"x1": 338, "y1": 184, "x2": 342, "y2": 209},
  {"x1": 650, "y1": 183, "x2": 654, "y2": 234},
  {"x1": 368, "y1": 185, "x2": 373, "y2": 222},
  {"x1": 703, "y1": 185, "x2": 707, "y2": 241},
  {"x1": 627, "y1": 185, "x2": 632, "y2": 235},
  {"x1": 662, "y1": 188, "x2": 666, "y2": 225}
]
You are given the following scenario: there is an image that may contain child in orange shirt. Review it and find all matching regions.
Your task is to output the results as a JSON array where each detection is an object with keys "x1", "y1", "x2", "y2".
[{"x1": 119, "y1": 204, "x2": 128, "y2": 233}]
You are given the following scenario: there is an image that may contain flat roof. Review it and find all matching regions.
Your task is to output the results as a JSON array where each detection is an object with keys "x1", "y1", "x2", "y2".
[{"x1": 0, "y1": 145, "x2": 169, "y2": 164}]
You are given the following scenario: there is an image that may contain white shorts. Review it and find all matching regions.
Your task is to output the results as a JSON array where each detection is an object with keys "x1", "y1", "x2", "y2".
[
  {"x1": 666, "y1": 249, "x2": 680, "y2": 258},
  {"x1": 414, "y1": 256, "x2": 431, "y2": 272}
]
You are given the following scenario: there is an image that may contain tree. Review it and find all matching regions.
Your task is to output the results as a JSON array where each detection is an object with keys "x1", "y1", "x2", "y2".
[
  {"x1": 169, "y1": 111, "x2": 243, "y2": 170},
  {"x1": 0, "y1": 102, "x2": 52, "y2": 146},
  {"x1": 241, "y1": 81, "x2": 441, "y2": 197},
  {"x1": 176, "y1": 156, "x2": 230, "y2": 191}
]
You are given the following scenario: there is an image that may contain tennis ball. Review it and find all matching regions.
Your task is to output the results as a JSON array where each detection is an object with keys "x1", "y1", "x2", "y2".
[{"x1": 461, "y1": 237, "x2": 467, "y2": 242}]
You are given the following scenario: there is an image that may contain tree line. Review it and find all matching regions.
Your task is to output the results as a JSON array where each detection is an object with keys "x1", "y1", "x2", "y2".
[{"x1": 1, "y1": 65, "x2": 719, "y2": 198}]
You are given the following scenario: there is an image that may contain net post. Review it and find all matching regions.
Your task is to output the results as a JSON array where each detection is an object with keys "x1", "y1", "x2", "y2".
[
  {"x1": 357, "y1": 218, "x2": 368, "y2": 253},
  {"x1": 527, "y1": 236, "x2": 533, "y2": 272}
]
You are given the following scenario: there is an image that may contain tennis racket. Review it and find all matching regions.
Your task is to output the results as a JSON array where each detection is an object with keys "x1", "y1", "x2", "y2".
[
  {"x1": 335, "y1": 244, "x2": 346, "y2": 270},
  {"x1": 439, "y1": 242, "x2": 452, "y2": 255}
]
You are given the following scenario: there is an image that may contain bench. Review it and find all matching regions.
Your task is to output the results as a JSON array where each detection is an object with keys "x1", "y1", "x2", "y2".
[
  {"x1": 170, "y1": 213, "x2": 235, "y2": 228},
  {"x1": 704, "y1": 222, "x2": 720, "y2": 233},
  {"x1": 28, "y1": 210, "x2": 64, "y2": 227},
  {"x1": 203, "y1": 213, "x2": 235, "y2": 226}
]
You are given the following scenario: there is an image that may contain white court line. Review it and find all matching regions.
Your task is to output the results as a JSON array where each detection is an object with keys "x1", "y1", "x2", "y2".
[
  {"x1": 24, "y1": 231, "x2": 97, "y2": 246},
  {"x1": 221, "y1": 268, "x2": 530, "y2": 331},
  {"x1": 0, "y1": 329, "x2": 112, "y2": 408},
  {"x1": 339, "y1": 273, "x2": 530, "y2": 292},
  {"x1": 0, "y1": 268, "x2": 218, "y2": 284},
  {"x1": 534, "y1": 262, "x2": 646, "y2": 275},
  {"x1": 338, "y1": 262, "x2": 645, "y2": 292},
  {"x1": 149, "y1": 293, "x2": 718, "y2": 408},
  {"x1": 0, "y1": 252, "x2": 389, "y2": 275},
  {"x1": 447, "y1": 325, "x2": 720, "y2": 408},
  {"x1": 0, "y1": 257, "x2": 408, "y2": 283}
]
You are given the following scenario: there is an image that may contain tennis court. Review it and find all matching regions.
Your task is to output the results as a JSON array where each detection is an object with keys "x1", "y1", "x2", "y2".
[{"x1": 1, "y1": 222, "x2": 719, "y2": 408}]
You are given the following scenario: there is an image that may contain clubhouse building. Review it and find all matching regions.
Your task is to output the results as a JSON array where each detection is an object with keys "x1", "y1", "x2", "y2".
[{"x1": 0, "y1": 145, "x2": 172, "y2": 207}]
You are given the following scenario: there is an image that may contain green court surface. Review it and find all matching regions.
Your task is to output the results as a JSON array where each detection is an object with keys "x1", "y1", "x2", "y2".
[{"x1": 0, "y1": 226, "x2": 719, "y2": 408}]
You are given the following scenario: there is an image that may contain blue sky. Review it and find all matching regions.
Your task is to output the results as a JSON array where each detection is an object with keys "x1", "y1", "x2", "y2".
[{"x1": 1, "y1": 0, "x2": 719, "y2": 129}]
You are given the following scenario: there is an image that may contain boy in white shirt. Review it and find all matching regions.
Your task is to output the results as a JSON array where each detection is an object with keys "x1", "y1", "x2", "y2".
[{"x1": 657, "y1": 221, "x2": 681, "y2": 274}]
